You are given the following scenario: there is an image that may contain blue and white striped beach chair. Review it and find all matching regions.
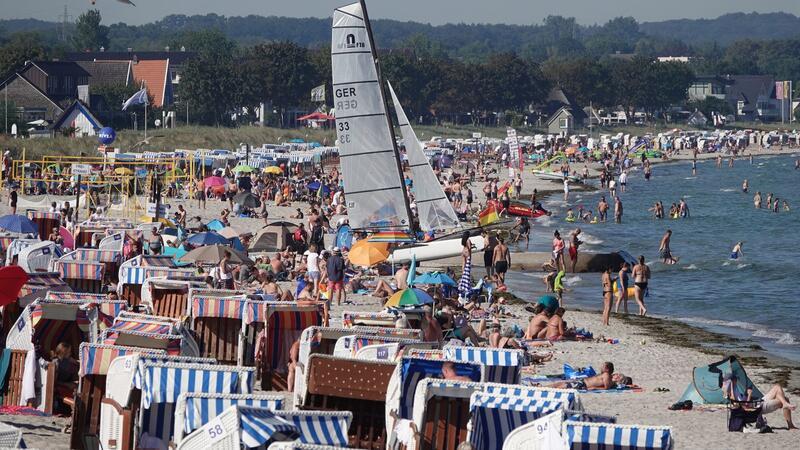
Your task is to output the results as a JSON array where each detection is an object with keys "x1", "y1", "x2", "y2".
[
  {"x1": 277, "y1": 410, "x2": 352, "y2": 447},
  {"x1": 178, "y1": 405, "x2": 300, "y2": 450},
  {"x1": 467, "y1": 392, "x2": 570, "y2": 450},
  {"x1": 565, "y1": 421, "x2": 673, "y2": 450},
  {"x1": 174, "y1": 392, "x2": 287, "y2": 444},
  {"x1": 443, "y1": 347, "x2": 526, "y2": 384},
  {"x1": 482, "y1": 383, "x2": 583, "y2": 412}
]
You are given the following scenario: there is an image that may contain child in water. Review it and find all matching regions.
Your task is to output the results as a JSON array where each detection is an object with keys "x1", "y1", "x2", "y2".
[{"x1": 730, "y1": 242, "x2": 743, "y2": 260}]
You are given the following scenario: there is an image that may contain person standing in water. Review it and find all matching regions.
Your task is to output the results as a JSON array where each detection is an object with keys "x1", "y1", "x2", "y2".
[
  {"x1": 552, "y1": 230, "x2": 566, "y2": 272},
  {"x1": 754, "y1": 191, "x2": 762, "y2": 209},
  {"x1": 679, "y1": 199, "x2": 690, "y2": 218},
  {"x1": 659, "y1": 230, "x2": 678, "y2": 265},
  {"x1": 766, "y1": 193, "x2": 773, "y2": 210},
  {"x1": 742, "y1": 179, "x2": 748, "y2": 193},
  {"x1": 563, "y1": 177, "x2": 570, "y2": 201},
  {"x1": 492, "y1": 236, "x2": 511, "y2": 285},
  {"x1": 568, "y1": 228, "x2": 583, "y2": 273},
  {"x1": 614, "y1": 196, "x2": 623, "y2": 224},
  {"x1": 692, "y1": 160, "x2": 697, "y2": 176},
  {"x1": 601, "y1": 266, "x2": 613, "y2": 326},
  {"x1": 632, "y1": 255, "x2": 650, "y2": 316},
  {"x1": 598, "y1": 196, "x2": 609, "y2": 222},
  {"x1": 730, "y1": 242, "x2": 744, "y2": 260}
]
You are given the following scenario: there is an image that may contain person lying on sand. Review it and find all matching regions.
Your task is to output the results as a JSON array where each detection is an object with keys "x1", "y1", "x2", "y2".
[{"x1": 548, "y1": 362, "x2": 630, "y2": 391}]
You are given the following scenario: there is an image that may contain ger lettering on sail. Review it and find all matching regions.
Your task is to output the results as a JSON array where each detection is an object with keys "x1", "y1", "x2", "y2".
[{"x1": 331, "y1": 2, "x2": 412, "y2": 231}]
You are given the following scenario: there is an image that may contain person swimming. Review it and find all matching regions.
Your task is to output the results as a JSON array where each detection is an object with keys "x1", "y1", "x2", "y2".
[
  {"x1": 742, "y1": 179, "x2": 748, "y2": 193},
  {"x1": 730, "y1": 242, "x2": 743, "y2": 260}
]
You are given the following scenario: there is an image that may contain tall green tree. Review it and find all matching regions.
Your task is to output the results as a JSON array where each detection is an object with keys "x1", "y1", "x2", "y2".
[
  {"x1": 0, "y1": 32, "x2": 48, "y2": 75},
  {"x1": 178, "y1": 31, "x2": 239, "y2": 126},
  {"x1": 72, "y1": 10, "x2": 109, "y2": 51}
]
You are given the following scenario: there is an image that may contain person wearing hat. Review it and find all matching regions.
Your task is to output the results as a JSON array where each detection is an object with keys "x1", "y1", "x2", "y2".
[{"x1": 327, "y1": 247, "x2": 346, "y2": 306}]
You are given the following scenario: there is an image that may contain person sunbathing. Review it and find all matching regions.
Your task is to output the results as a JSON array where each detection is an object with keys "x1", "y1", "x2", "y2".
[
  {"x1": 441, "y1": 361, "x2": 472, "y2": 382},
  {"x1": 373, "y1": 279, "x2": 396, "y2": 298},
  {"x1": 261, "y1": 272, "x2": 293, "y2": 301},
  {"x1": 525, "y1": 304, "x2": 550, "y2": 339},
  {"x1": 491, "y1": 327, "x2": 522, "y2": 349},
  {"x1": 550, "y1": 362, "x2": 619, "y2": 391},
  {"x1": 723, "y1": 374, "x2": 797, "y2": 429},
  {"x1": 545, "y1": 307, "x2": 566, "y2": 339}
]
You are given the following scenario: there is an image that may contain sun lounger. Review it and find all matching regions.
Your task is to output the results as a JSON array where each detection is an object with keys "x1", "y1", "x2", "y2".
[
  {"x1": 174, "y1": 392, "x2": 286, "y2": 444},
  {"x1": 177, "y1": 405, "x2": 300, "y2": 450},
  {"x1": 71, "y1": 343, "x2": 169, "y2": 450},
  {"x1": 467, "y1": 392, "x2": 570, "y2": 450},
  {"x1": 100, "y1": 356, "x2": 254, "y2": 450}
]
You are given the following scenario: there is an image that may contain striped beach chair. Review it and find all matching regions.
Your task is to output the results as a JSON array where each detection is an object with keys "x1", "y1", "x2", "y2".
[
  {"x1": 342, "y1": 310, "x2": 403, "y2": 328},
  {"x1": 177, "y1": 405, "x2": 300, "y2": 450},
  {"x1": 140, "y1": 277, "x2": 207, "y2": 318},
  {"x1": 258, "y1": 302, "x2": 325, "y2": 391},
  {"x1": 117, "y1": 256, "x2": 198, "y2": 307},
  {"x1": 101, "y1": 312, "x2": 200, "y2": 356},
  {"x1": 565, "y1": 421, "x2": 673, "y2": 450},
  {"x1": 443, "y1": 347, "x2": 526, "y2": 384},
  {"x1": 55, "y1": 260, "x2": 106, "y2": 293},
  {"x1": 174, "y1": 392, "x2": 286, "y2": 444},
  {"x1": 71, "y1": 343, "x2": 168, "y2": 450},
  {"x1": 100, "y1": 358, "x2": 255, "y2": 450},
  {"x1": 188, "y1": 289, "x2": 249, "y2": 365},
  {"x1": 467, "y1": 392, "x2": 570, "y2": 450},
  {"x1": 481, "y1": 383, "x2": 583, "y2": 412},
  {"x1": 26, "y1": 210, "x2": 60, "y2": 241}
]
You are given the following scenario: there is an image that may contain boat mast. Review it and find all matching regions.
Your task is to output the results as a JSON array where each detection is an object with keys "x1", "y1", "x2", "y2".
[{"x1": 358, "y1": 0, "x2": 415, "y2": 232}]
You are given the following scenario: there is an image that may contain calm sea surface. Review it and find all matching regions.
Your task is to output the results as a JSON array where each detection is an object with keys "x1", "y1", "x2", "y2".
[{"x1": 506, "y1": 153, "x2": 800, "y2": 361}]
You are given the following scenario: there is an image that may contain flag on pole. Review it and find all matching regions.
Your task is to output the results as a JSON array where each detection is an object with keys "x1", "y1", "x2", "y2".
[
  {"x1": 311, "y1": 84, "x2": 326, "y2": 102},
  {"x1": 122, "y1": 88, "x2": 148, "y2": 111},
  {"x1": 478, "y1": 204, "x2": 500, "y2": 227},
  {"x1": 776, "y1": 82, "x2": 784, "y2": 100}
]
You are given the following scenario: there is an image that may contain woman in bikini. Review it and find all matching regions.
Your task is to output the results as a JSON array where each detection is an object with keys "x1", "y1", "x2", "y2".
[
  {"x1": 545, "y1": 308, "x2": 566, "y2": 339},
  {"x1": 615, "y1": 262, "x2": 630, "y2": 314},
  {"x1": 632, "y1": 255, "x2": 650, "y2": 316},
  {"x1": 601, "y1": 266, "x2": 613, "y2": 326}
]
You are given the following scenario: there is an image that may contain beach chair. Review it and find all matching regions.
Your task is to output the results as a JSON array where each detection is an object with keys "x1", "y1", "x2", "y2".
[
  {"x1": 99, "y1": 356, "x2": 254, "y2": 450},
  {"x1": 101, "y1": 311, "x2": 200, "y2": 356},
  {"x1": 4, "y1": 238, "x2": 39, "y2": 266},
  {"x1": 442, "y1": 347, "x2": 526, "y2": 384},
  {"x1": 16, "y1": 272, "x2": 71, "y2": 306},
  {"x1": 26, "y1": 210, "x2": 61, "y2": 242},
  {"x1": 140, "y1": 277, "x2": 207, "y2": 319},
  {"x1": 385, "y1": 356, "x2": 485, "y2": 450},
  {"x1": 342, "y1": 310, "x2": 405, "y2": 328},
  {"x1": 4, "y1": 296, "x2": 126, "y2": 412},
  {"x1": 501, "y1": 413, "x2": 673, "y2": 450},
  {"x1": 466, "y1": 392, "x2": 571, "y2": 450},
  {"x1": 399, "y1": 379, "x2": 485, "y2": 450},
  {"x1": 59, "y1": 248, "x2": 123, "y2": 284},
  {"x1": 55, "y1": 260, "x2": 106, "y2": 293},
  {"x1": 70, "y1": 343, "x2": 169, "y2": 450},
  {"x1": 481, "y1": 383, "x2": 583, "y2": 412},
  {"x1": 18, "y1": 240, "x2": 63, "y2": 273},
  {"x1": 117, "y1": 257, "x2": 198, "y2": 307},
  {"x1": 0, "y1": 350, "x2": 27, "y2": 408},
  {"x1": 188, "y1": 289, "x2": 249, "y2": 365},
  {"x1": 258, "y1": 301, "x2": 325, "y2": 391},
  {"x1": 174, "y1": 392, "x2": 286, "y2": 445},
  {"x1": 177, "y1": 405, "x2": 300, "y2": 450},
  {"x1": 0, "y1": 421, "x2": 25, "y2": 448},
  {"x1": 335, "y1": 334, "x2": 436, "y2": 361},
  {"x1": 299, "y1": 354, "x2": 396, "y2": 450}
]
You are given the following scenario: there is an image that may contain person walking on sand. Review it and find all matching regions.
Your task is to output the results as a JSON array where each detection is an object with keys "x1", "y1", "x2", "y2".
[
  {"x1": 601, "y1": 266, "x2": 613, "y2": 326},
  {"x1": 492, "y1": 236, "x2": 511, "y2": 285},
  {"x1": 568, "y1": 228, "x2": 583, "y2": 273},
  {"x1": 659, "y1": 230, "x2": 677, "y2": 265},
  {"x1": 632, "y1": 255, "x2": 650, "y2": 316},
  {"x1": 615, "y1": 262, "x2": 630, "y2": 314},
  {"x1": 327, "y1": 247, "x2": 346, "y2": 306}
]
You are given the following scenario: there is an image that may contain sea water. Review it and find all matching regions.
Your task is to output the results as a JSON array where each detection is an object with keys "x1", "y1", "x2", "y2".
[{"x1": 507, "y1": 153, "x2": 800, "y2": 361}]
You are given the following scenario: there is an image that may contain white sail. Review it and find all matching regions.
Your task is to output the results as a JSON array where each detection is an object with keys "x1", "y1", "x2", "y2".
[
  {"x1": 388, "y1": 82, "x2": 460, "y2": 230},
  {"x1": 331, "y1": 3, "x2": 411, "y2": 230}
]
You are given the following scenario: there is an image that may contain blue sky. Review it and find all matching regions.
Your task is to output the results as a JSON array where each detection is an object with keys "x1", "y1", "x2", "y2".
[{"x1": 3, "y1": 0, "x2": 800, "y2": 26}]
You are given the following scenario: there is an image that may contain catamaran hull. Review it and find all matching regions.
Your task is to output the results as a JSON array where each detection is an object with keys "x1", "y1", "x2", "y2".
[
  {"x1": 389, "y1": 235, "x2": 485, "y2": 264},
  {"x1": 531, "y1": 170, "x2": 582, "y2": 183}
]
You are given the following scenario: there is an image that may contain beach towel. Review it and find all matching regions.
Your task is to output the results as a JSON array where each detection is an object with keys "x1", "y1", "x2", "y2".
[{"x1": 20, "y1": 349, "x2": 36, "y2": 406}]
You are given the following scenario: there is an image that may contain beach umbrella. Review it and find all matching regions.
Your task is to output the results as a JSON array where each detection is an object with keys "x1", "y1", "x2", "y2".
[
  {"x1": 59, "y1": 227, "x2": 75, "y2": 250},
  {"x1": 0, "y1": 215, "x2": 38, "y2": 235},
  {"x1": 179, "y1": 244, "x2": 253, "y2": 265},
  {"x1": 415, "y1": 271, "x2": 457, "y2": 286},
  {"x1": 218, "y1": 226, "x2": 242, "y2": 240},
  {"x1": 186, "y1": 231, "x2": 230, "y2": 246},
  {"x1": 233, "y1": 164, "x2": 255, "y2": 173},
  {"x1": 162, "y1": 245, "x2": 191, "y2": 266},
  {"x1": 385, "y1": 288, "x2": 434, "y2": 308},
  {"x1": 407, "y1": 254, "x2": 417, "y2": 286},
  {"x1": 0, "y1": 266, "x2": 29, "y2": 307},
  {"x1": 233, "y1": 191, "x2": 261, "y2": 208},
  {"x1": 368, "y1": 230, "x2": 416, "y2": 243},
  {"x1": 206, "y1": 219, "x2": 225, "y2": 232},
  {"x1": 204, "y1": 176, "x2": 226, "y2": 187},
  {"x1": 306, "y1": 181, "x2": 331, "y2": 196},
  {"x1": 347, "y1": 239, "x2": 389, "y2": 267},
  {"x1": 265, "y1": 166, "x2": 282, "y2": 175}
]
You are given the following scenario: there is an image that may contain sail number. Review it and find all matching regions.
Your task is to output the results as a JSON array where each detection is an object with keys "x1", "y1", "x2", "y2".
[
  {"x1": 337, "y1": 121, "x2": 351, "y2": 143},
  {"x1": 335, "y1": 87, "x2": 358, "y2": 112}
]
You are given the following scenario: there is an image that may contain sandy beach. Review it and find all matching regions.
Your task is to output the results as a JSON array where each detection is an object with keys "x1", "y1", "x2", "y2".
[{"x1": 1, "y1": 143, "x2": 799, "y2": 449}]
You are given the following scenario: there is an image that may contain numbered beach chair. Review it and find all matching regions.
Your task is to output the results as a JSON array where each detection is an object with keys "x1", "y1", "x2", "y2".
[
  {"x1": 257, "y1": 302, "x2": 325, "y2": 391},
  {"x1": 481, "y1": 383, "x2": 583, "y2": 413},
  {"x1": 188, "y1": 289, "x2": 249, "y2": 365},
  {"x1": 70, "y1": 343, "x2": 168, "y2": 450},
  {"x1": 466, "y1": 392, "x2": 571, "y2": 450},
  {"x1": 18, "y1": 240, "x2": 63, "y2": 273},
  {"x1": 342, "y1": 310, "x2": 405, "y2": 328},
  {"x1": 99, "y1": 356, "x2": 254, "y2": 450},
  {"x1": 174, "y1": 392, "x2": 286, "y2": 445},
  {"x1": 177, "y1": 405, "x2": 300, "y2": 450}
]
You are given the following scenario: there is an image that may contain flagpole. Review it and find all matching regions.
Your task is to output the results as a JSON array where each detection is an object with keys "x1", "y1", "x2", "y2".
[{"x1": 145, "y1": 99, "x2": 148, "y2": 140}]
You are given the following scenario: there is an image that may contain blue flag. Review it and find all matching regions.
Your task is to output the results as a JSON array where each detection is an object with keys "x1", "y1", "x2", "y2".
[{"x1": 122, "y1": 88, "x2": 148, "y2": 111}]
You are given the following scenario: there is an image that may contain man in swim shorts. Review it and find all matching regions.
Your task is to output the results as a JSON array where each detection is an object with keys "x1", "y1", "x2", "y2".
[{"x1": 492, "y1": 236, "x2": 511, "y2": 284}]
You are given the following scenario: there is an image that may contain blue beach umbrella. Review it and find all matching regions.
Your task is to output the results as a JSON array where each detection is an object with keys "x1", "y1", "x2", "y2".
[
  {"x1": 186, "y1": 231, "x2": 230, "y2": 246},
  {"x1": 0, "y1": 215, "x2": 38, "y2": 235},
  {"x1": 414, "y1": 271, "x2": 457, "y2": 286}
]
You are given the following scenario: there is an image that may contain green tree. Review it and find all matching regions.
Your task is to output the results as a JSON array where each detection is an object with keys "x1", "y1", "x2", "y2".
[
  {"x1": 93, "y1": 82, "x2": 139, "y2": 111},
  {"x1": 542, "y1": 57, "x2": 615, "y2": 106},
  {"x1": 72, "y1": 10, "x2": 109, "y2": 51},
  {"x1": 0, "y1": 32, "x2": 48, "y2": 75},
  {"x1": 0, "y1": 99, "x2": 19, "y2": 135},
  {"x1": 688, "y1": 97, "x2": 733, "y2": 118},
  {"x1": 246, "y1": 42, "x2": 316, "y2": 126}
]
